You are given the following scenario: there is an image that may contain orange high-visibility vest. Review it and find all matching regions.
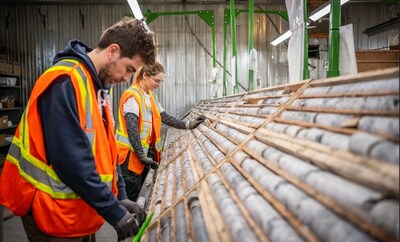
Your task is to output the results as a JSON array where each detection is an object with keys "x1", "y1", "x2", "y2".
[
  {"x1": 0, "y1": 59, "x2": 118, "y2": 237},
  {"x1": 116, "y1": 83, "x2": 162, "y2": 175}
]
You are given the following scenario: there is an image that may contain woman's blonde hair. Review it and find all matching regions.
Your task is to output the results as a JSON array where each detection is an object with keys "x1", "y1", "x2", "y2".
[{"x1": 134, "y1": 61, "x2": 165, "y2": 83}]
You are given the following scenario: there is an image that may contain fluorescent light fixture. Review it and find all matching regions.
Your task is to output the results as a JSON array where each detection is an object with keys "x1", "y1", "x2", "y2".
[
  {"x1": 309, "y1": 0, "x2": 350, "y2": 21},
  {"x1": 271, "y1": 30, "x2": 292, "y2": 46},
  {"x1": 127, "y1": 0, "x2": 144, "y2": 20}
]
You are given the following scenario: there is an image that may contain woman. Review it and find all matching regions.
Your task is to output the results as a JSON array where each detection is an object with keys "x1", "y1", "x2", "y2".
[{"x1": 116, "y1": 62, "x2": 205, "y2": 201}]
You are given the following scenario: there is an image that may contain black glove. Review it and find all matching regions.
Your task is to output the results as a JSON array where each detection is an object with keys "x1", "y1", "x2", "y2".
[
  {"x1": 185, "y1": 115, "x2": 206, "y2": 129},
  {"x1": 138, "y1": 155, "x2": 159, "y2": 170},
  {"x1": 114, "y1": 211, "x2": 139, "y2": 241},
  {"x1": 120, "y1": 199, "x2": 145, "y2": 225}
]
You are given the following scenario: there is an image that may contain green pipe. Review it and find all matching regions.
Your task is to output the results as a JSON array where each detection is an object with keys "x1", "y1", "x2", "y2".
[
  {"x1": 132, "y1": 212, "x2": 154, "y2": 242},
  {"x1": 223, "y1": 11, "x2": 228, "y2": 96},
  {"x1": 197, "y1": 11, "x2": 216, "y2": 68},
  {"x1": 211, "y1": 24, "x2": 216, "y2": 68},
  {"x1": 303, "y1": 0, "x2": 310, "y2": 80},
  {"x1": 248, "y1": 0, "x2": 255, "y2": 91},
  {"x1": 230, "y1": 0, "x2": 239, "y2": 94},
  {"x1": 222, "y1": 8, "x2": 288, "y2": 95},
  {"x1": 327, "y1": 0, "x2": 341, "y2": 77}
]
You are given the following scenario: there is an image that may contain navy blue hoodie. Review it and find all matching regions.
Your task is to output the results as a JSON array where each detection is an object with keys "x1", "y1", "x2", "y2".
[{"x1": 37, "y1": 40, "x2": 128, "y2": 226}]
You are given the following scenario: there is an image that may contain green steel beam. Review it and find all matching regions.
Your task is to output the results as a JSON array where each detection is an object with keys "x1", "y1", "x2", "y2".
[
  {"x1": 327, "y1": 0, "x2": 341, "y2": 77},
  {"x1": 223, "y1": 11, "x2": 228, "y2": 96},
  {"x1": 222, "y1": 8, "x2": 288, "y2": 96},
  {"x1": 248, "y1": 0, "x2": 255, "y2": 91},
  {"x1": 144, "y1": 9, "x2": 216, "y2": 68},
  {"x1": 230, "y1": 0, "x2": 239, "y2": 94},
  {"x1": 237, "y1": 9, "x2": 289, "y2": 21},
  {"x1": 303, "y1": 0, "x2": 310, "y2": 80}
]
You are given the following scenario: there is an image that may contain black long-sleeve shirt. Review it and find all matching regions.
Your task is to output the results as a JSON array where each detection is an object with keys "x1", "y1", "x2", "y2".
[{"x1": 124, "y1": 111, "x2": 187, "y2": 159}]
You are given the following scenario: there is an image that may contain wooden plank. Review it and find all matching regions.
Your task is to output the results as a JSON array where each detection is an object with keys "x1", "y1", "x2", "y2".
[
  {"x1": 220, "y1": 117, "x2": 260, "y2": 129},
  {"x1": 240, "y1": 144, "x2": 397, "y2": 242},
  {"x1": 237, "y1": 103, "x2": 280, "y2": 108},
  {"x1": 254, "y1": 131, "x2": 399, "y2": 197},
  {"x1": 309, "y1": 32, "x2": 329, "y2": 39},
  {"x1": 242, "y1": 81, "x2": 306, "y2": 97},
  {"x1": 357, "y1": 63, "x2": 399, "y2": 73},
  {"x1": 241, "y1": 94, "x2": 291, "y2": 102},
  {"x1": 286, "y1": 106, "x2": 399, "y2": 117},
  {"x1": 357, "y1": 60, "x2": 399, "y2": 63},
  {"x1": 227, "y1": 157, "x2": 321, "y2": 242},
  {"x1": 227, "y1": 111, "x2": 269, "y2": 119},
  {"x1": 356, "y1": 50, "x2": 399, "y2": 60},
  {"x1": 218, "y1": 119, "x2": 255, "y2": 134},
  {"x1": 309, "y1": 67, "x2": 399, "y2": 87},
  {"x1": 299, "y1": 90, "x2": 399, "y2": 98}
]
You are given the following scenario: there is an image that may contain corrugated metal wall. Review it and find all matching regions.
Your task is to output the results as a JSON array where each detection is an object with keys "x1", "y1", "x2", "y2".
[{"x1": 0, "y1": 3, "x2": 395, "y2": 119}]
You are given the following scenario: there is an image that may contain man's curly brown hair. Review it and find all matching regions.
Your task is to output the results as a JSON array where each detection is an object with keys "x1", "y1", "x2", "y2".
[{"x1": 98, "y1": 17, "x2": 156, "y2": 65}]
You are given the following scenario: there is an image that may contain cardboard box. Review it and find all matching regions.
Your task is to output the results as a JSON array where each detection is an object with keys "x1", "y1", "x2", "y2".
[
  {"x1": 13, "y1": 62, "x2": 22, "y2": 76},
  {"x1": 0, "y1": 134, "x2": 5, "y2": 144},
  {"x1": 0, "y1": 61, "x2": 7, "y2": 74},
  {"x1": 2, "y1": 100, "x2": 15, "y2": 108},
  {"x1": 356, "y1": 50, "x2": 399, "y2": 72},
  {"x1": 0, "y1": 116, "x2": 8, "y2": 128},
  {"x1": 0, "y1": 61, "x2": 13, "y2": 74}
]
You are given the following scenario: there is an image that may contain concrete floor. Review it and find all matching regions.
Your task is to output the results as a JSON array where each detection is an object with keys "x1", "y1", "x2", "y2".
[{"x1": 2, "y1": 215, "x2": 118, "y2": 242}]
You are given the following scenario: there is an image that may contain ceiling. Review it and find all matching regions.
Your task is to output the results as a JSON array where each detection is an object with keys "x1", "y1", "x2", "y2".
[{"x1": 0, "y1": 0, "x2": 385, "y2": 5}]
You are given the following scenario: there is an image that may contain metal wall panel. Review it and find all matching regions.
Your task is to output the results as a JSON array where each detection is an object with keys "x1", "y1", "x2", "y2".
[
  {"x1": 0, "y1": 3, "x2": 395, "y2": 120},
  {"x1": 344, "y1": 4, "x2": 397, "y2": 50}
]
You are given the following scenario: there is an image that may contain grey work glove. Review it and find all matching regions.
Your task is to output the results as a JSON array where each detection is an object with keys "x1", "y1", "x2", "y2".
[
  {"x1": 185, "y1": 115, "x2": 206, "y2": 130},
  {"x1": 114, "y1": 211, "x2": 139, "y2": 241},
  {"x1": 120, "y1": 199, "x2": 145, "y2": 225},
  {"x1": 138, "y1": 154, "x2": 159, "y2": 170}
]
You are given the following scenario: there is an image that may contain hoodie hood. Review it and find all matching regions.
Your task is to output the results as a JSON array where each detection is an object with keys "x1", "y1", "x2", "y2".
[{"x1": 53, "y1": 40, "x2": 104, "y2": 90}]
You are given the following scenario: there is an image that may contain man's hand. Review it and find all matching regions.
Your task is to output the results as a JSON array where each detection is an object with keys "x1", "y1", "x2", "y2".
[
  {"x1": 138, "y1": 155, "x2": 159, "y2": 170},
  {"x1": 114, "y1": 212, "x2": 139, "y2": 241},
  {"x1": 185, "y1": 115, "x2": 206, "y2": 130},
  {"x1": 120, "y1": 199, "x2": 145, "y2": 224}
]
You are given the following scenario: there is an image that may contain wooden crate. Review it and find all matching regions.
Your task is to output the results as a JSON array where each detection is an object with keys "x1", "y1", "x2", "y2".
[{"x1": 356, "y1": 50, "x2": 399, "y2": 73}]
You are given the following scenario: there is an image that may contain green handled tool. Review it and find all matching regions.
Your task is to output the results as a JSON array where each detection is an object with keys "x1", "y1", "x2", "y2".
[{"x1": 132, "y1": 211, "x2": 154, "y2": 242}]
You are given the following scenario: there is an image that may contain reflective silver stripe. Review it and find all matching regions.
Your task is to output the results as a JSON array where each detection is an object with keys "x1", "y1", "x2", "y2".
[
  {"x1": 73, "y1": 65, "x2": 94, "y2": 147},
  {"x1": 52, "y1": 59, "x2": 94, "y2": 133},
  {"x1": 53, "y1": 60, "x2": 77, "y2": 68},
  {"x1": 8, "y1": 142, "x2": 75, "y2": 194},
  {"x1": 155, "y1": 142, "x2": 163, "y2": 151},
  {"x1": 116, "y1": 133, "x2": 130, "y2": 146},
  {"x1": 75, "y1": 66, "x2": 93, "y2": 130},
  {"x1": 117, "y1": 87, "x2": 153, "y2": 156},
  {"x1": 9, "y1": 142, "x2": 113, "y2": 193}
]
